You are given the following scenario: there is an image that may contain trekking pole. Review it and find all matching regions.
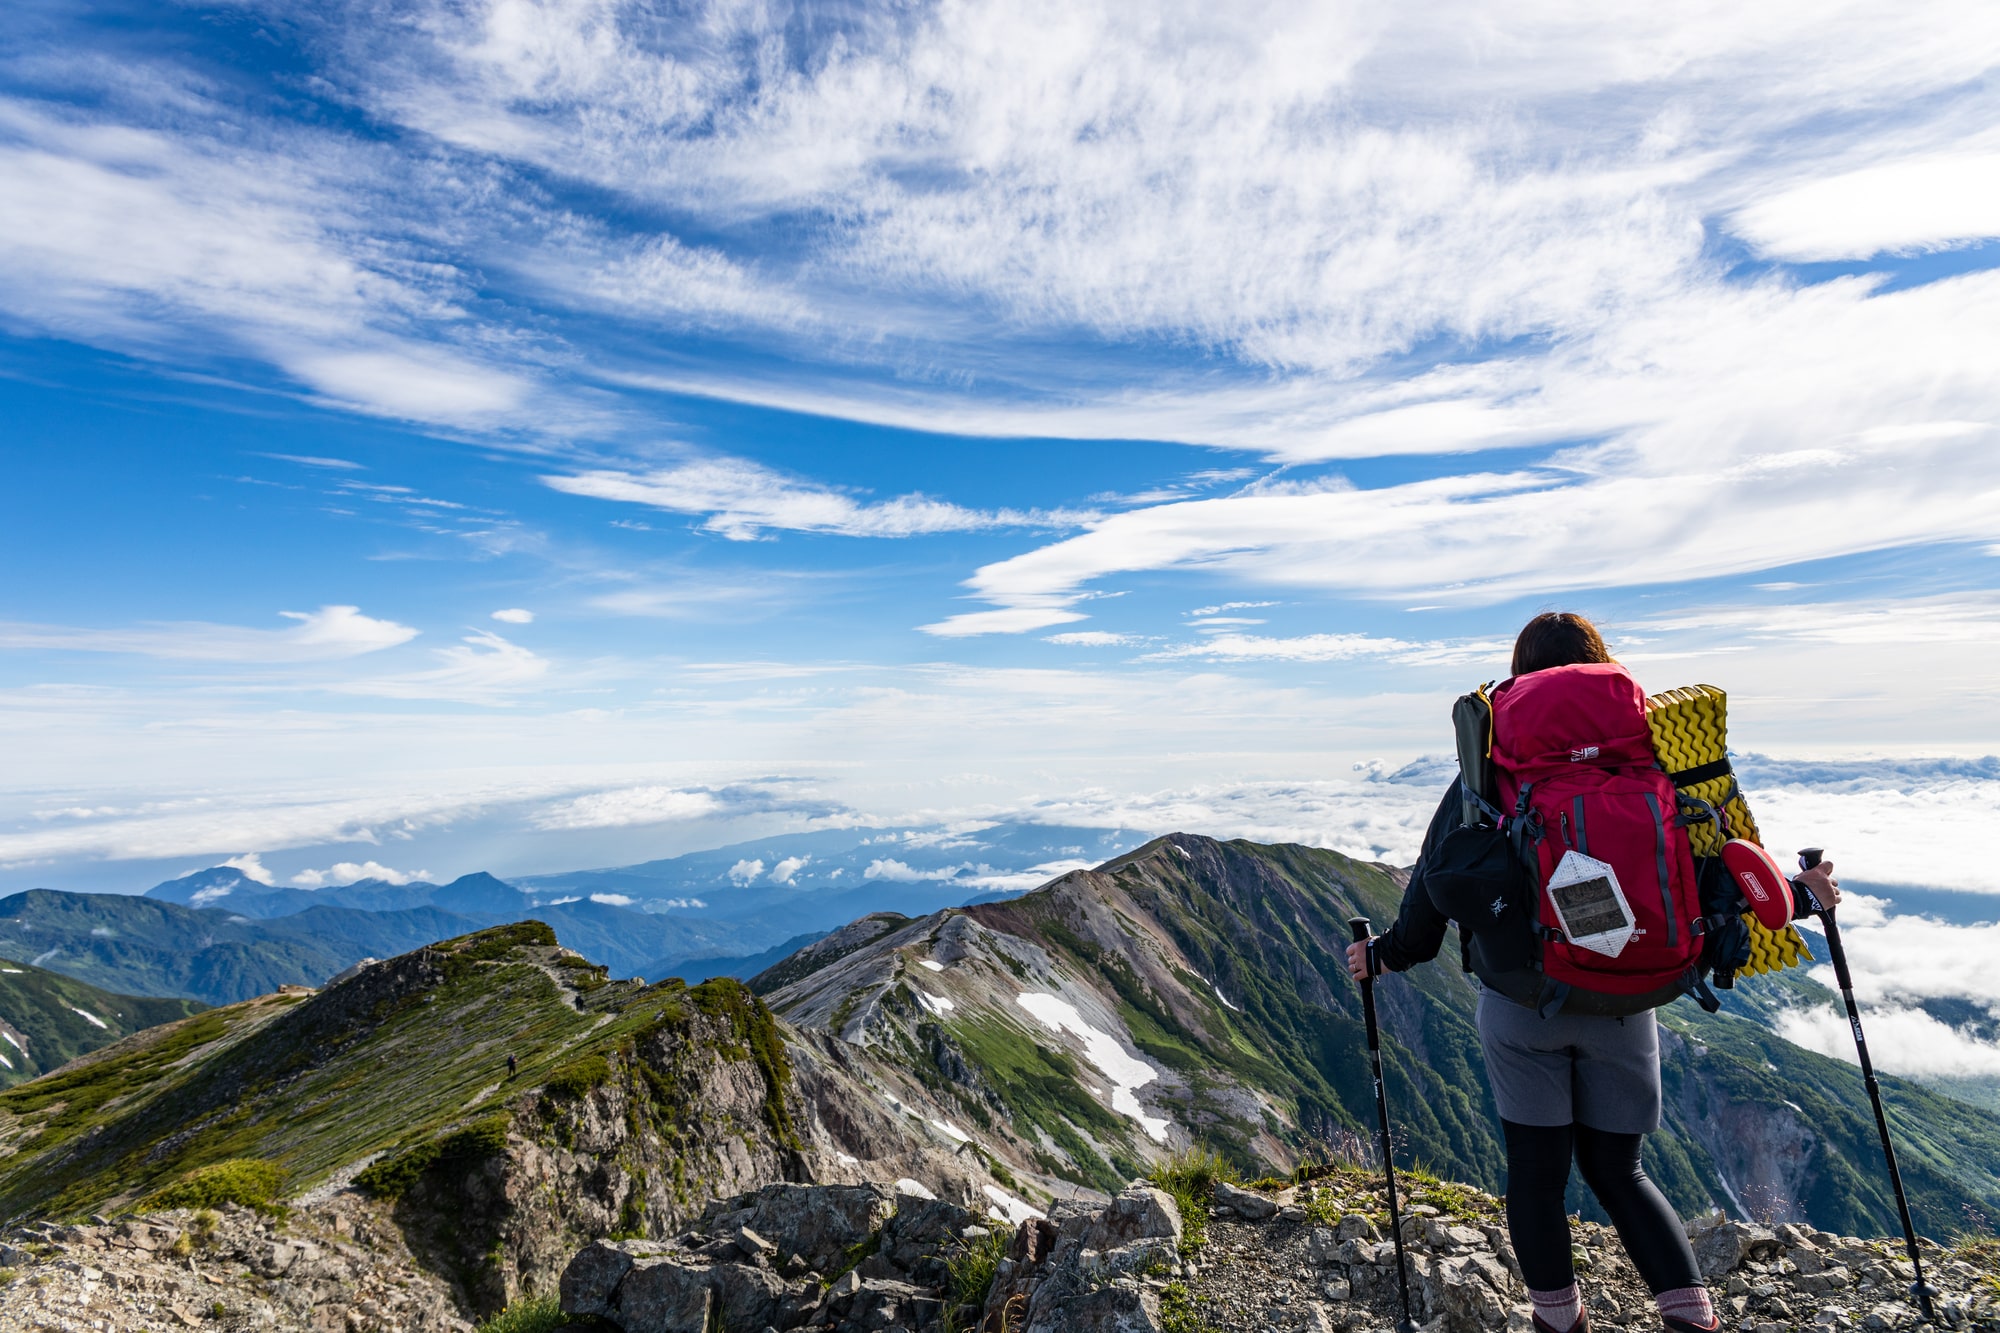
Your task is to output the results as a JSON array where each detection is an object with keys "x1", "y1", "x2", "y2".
[
  {"x1": 1797, "y1": 849, "x2": 1938, "y2": 1322},
  {"x1": 1350, "y1": 917, "x2": 1418, "y2": 1333}
]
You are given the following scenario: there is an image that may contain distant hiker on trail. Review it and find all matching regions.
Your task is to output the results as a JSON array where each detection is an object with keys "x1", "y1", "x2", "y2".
[
  {"x1": 1345, "y1": 611, "x2": 1840, "y2": 1333},
  {"x1": 507, "y1": 1053, "x2": 518, "y2": 1076}
]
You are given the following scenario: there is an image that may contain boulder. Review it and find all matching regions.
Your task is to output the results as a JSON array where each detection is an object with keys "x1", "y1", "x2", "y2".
[
  {"x1": 616, "y1": 1257, "x2": 715, "y2": 1333},
  {"x1": 1213, "y1": 1181, "x2": 1278, "y2": 1220},
  {"x1": 1689, "y1": 1218, "x2": 1780, "y2": 1279}
]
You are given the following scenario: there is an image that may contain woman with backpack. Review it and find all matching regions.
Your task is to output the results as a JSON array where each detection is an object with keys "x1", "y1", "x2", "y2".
[{"x1": 1344, "y1": 611, "x2": 1840, "y2": 1333}]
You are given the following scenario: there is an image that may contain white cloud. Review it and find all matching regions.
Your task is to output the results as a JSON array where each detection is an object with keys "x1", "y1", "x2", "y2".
[
  {"x1": 1189, "y1": 602, "x2": 1279, "y2": 617},
  {"x1": 727, "y1": 858, "x2": 764, "y2": 885},
  {"x1": 490, "y1": 608, "x2": 535, "y2": 624},
  {"x1": 587, "y1": 891, "x2": 635, "y2": 906},
  {"x1": 335, "y1": 629, "x2": 546, "y2": 702},
  {"x1": 921, "y1": 605, "x2": 1088, "y2": 638},
  {"x1": 769, "y1": 855, "x2": 809, "y2": 885},
  {"x1": 1732, "y1": 150, "x2": 2000, "y2": 261},
  {"x1": 220, "y1": 853, "x2": 276, "y2": 885},
  {"x1": 291, "y1": 859, "x2": 429, "y2": 888},
  {"x1": 0, "y1": 605, "x2": 418, "y2": 662},
  {"x1": 543, "y1": 456, "x2": 1092, "y2": 541},
  {"x1": 661, "y1": 896, "x2": 707, "y2": 909},
  {"x1": 257, "y1": 453, "x2": 364, "y2": 471},
  {"x1": 1044, "y1": 632, "x2": 1141, "y2": 647},
  {"x1": 0, "y1": 96, "x2": 539, "y2": 428},
  {"x1": 534, "y1": 786, "x2": 724, "y2": 831},
  {"x1": 1144, "y1": 631, "x2": 1511, "y2": 668}
]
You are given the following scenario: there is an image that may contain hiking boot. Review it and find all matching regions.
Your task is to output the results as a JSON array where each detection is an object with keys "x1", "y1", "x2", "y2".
[{"x1": 1531, "y1": 1312, "x2": 1589, "y2": 1333}]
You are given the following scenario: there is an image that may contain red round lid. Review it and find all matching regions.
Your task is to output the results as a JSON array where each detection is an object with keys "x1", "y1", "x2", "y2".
[{"x1": 1722, "y1": 838, "x2": 1796, "y2": 931}]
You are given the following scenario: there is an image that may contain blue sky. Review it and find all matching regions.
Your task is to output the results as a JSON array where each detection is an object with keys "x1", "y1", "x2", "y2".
[{"x1": 4, "y1": 0, "x2": 2000, "y2": 898}]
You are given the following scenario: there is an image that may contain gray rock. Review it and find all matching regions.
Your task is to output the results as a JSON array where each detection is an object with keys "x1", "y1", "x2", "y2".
[
  {"x1": 616, "y1": 1256, "x2": 714, "y2": 1333},
  {"x1": 1689, "y1": 1218, "x2": 1779, "y2": 1279},
  {"x1": 1213, "y1": 1181, "x2": 1278, "y2": 1220}
]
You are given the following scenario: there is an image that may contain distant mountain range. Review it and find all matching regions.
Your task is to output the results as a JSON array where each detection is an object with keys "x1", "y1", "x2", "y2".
[
  {"x1": 0, "y1": 823, "x2": 1137, "y2": 1002},
  {"x1": 0, "y1": 957, "x2": 205, "y2": 1089}
]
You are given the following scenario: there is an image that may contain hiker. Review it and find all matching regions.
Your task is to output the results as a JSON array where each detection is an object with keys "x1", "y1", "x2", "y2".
[{"x1": 1344, "y1": 611, "x2": 1839, "y2": 1333}]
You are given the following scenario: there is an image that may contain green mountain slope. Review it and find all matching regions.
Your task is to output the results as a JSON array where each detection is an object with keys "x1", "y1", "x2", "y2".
[
  {"x1": 759, "y1": 832, "x2": 2000, "y2": 1239},
  {"x1": 0, "y1": 960, "x2": 205, "y2": 1089}
]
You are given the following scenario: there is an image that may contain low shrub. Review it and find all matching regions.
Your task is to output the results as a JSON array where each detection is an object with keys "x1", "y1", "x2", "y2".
[
  {"x1": 140, "y1": 1159, "x2": 286, "y2": 1215},
  {"x1": 355, "y1": 1114, "x2": 512, "y2": 1199},
  {"x1": 942, "y1": 1228, "x2": 1009, "y2": 1331},
  {"x1": 543, "y1": 1056, "x2": 612, "y2": 1101},
  {"x1": 1147, "y1": 1149, "x2": 1234, "y2": 1253},
  {"x1": 476, "y1": 1294, "x2": 571, "y2": 1333}
]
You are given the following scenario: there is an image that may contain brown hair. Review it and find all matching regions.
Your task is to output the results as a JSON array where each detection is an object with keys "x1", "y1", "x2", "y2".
[{"x1": 1511, "y1": 611, "x2": 1612, "y2": 676}]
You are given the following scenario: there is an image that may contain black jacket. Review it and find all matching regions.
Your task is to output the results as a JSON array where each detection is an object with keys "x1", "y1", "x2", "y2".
[{"x1": 1373, "y1": 778, "x2": 1547, "y2": 1006}]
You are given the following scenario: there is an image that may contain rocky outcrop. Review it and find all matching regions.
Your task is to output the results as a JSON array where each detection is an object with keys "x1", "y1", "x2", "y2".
[
  {"x1": 0, "y1": 1193, "x2": 473, "y2": 1333},
  {"x1": 977, "y1": 1181, "x2": 1184, "y2": 1333},
  {"x1": 559, "y1": 1180, "x2": 985, "y2": 1333},
  {"x1": 553, "y1": 1169, "x2": 2000, "y2": 1333}
]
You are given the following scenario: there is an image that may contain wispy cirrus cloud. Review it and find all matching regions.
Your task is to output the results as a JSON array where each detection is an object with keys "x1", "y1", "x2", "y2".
[
  {"x1": 0, "y1": 606, "x2": 417, "y2": 662},
  {"x1": 331, "y1": 629, "x2": 546, "y2": 702},
  {"x1": 544, "y1": 456, "x2": 1096, "y2": 540}
]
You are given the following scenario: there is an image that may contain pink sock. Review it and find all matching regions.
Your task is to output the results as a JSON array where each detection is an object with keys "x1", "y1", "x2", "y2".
[
  {"x1": 1530, "y1": 1284, "x2": 1583, "y2": 1330},
  {"x1": 1657, "y1": 1286, "x2": 1717, "y2": 1326}
]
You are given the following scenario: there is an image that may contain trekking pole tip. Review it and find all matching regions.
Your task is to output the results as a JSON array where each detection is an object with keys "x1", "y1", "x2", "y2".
[{"x1": 1348, "y1": 916, "x2": 1371, "y2": 943}]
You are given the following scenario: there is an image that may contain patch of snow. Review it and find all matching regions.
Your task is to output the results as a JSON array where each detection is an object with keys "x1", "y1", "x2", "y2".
[
  {"x1": 1168, "y1": 844, "x2": 1187, "y2": 858},
  {"x1": 1209, "y1": 980, "x2": 1241, "y2": 1012},
  {"x1": 0, "y1": 1052, "x2": 11, "y2": 1069},
  {"x1": 0, "y1": 967, "x2": 21, "y2": 974},
  {"x1": 929, "y1": 1118, "x2": 972, "y2": 1143},
  {"x1": 835, "y1": 1152, "x2": 859, "y2": 1166},
  {"x1": 982, "y1": 1184, "x2": 1047, "y2": 1225},
  {"x1": 918, "y1": 959, "x2": 945, "y2": 972},
  {"x1": 1, "y1": 1030, "x2": 23, "y2": 1051},
  {"x1": 894, "y1": 1178, "x2": 937, "y2": 1200},
  {"x1": 916, "y1": 991, "x2": 956, "y2": 1016},
  {"x1": 68, "y1": 1006, "x2": 109, "y2": 1030},
  {"x1": 1016, "y1": 992, "x2": 1169, "y2": 1142},
  {"x1": 30, "y1": 948, "x2": 59, "y2": 967},
  {"x1": 89, "y1": 926, "x2": 115, "y2": 938}
]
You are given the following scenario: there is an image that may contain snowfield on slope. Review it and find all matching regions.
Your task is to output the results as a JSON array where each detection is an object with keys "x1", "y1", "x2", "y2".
[{"x1": 1015, "y1": 991, "x2": 1170, "y2": 1142}]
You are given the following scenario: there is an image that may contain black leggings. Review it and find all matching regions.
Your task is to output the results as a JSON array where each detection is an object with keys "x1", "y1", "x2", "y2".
[{"x1": 1502, "y1": 1119, "x2": 1701, "y2": 1295}]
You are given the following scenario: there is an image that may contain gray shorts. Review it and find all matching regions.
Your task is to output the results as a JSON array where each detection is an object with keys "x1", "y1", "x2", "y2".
[{"x1": 1476, "y1": 989, "x2": 1662, "y2": 1133}]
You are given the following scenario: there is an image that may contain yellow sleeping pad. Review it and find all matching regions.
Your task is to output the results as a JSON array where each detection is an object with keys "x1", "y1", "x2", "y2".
[{"x1": 1645, "y1": 684, "x2": 1811, "y2": 979}]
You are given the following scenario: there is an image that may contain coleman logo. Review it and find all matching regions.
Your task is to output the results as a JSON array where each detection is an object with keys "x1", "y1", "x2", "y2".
[
  {"x1": 1569, "y1": 745, "x2": 1600, "y2": 762},
  {"x1": 1737, "y1": 869, "x2": 1772, "y2": 905}
]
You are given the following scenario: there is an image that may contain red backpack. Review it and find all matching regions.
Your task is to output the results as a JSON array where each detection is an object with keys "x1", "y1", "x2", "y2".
[{"x1": 1488, "y1": 663, "x2": 1705, "y2": 1003}]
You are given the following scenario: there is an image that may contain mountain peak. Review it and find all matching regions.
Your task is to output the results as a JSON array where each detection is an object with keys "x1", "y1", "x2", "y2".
[{"x1": 144, "y1": 864, "x2": 267, "y2": 907}]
